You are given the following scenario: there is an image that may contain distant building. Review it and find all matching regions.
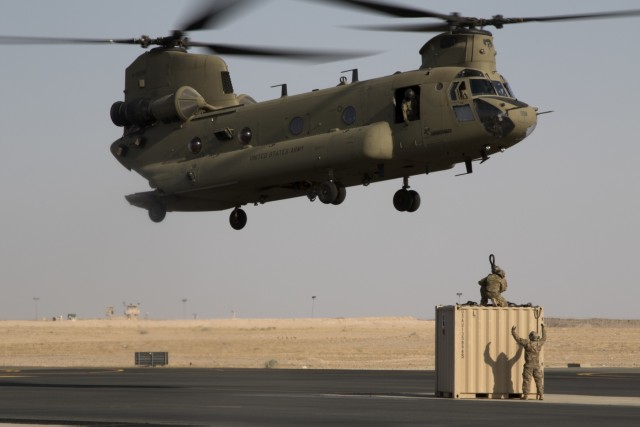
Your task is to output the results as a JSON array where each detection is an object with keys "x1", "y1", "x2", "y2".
[{"x1": 123, "y1": 302, "x2": 140, "y2": 320}]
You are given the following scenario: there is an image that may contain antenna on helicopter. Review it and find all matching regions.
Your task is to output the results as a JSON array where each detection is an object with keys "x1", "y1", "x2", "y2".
[{"x1": 271, "y1": 84, "x2": 288, "y2": 98}]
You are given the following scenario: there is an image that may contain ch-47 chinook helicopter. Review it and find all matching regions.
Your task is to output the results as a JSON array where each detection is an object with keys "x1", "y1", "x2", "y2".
[{"x1": 2, "y1": 1, "x2": 640, "y2": 230}]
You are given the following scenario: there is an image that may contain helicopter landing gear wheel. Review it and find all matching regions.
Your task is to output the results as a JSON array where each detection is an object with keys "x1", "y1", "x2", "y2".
[
  {"x1": 229, "y1": 208, "x2": 247, "y2": 230},
  {"x1": 318, "y1": 180, "x2": 338, "y2": 204},
  {"x1": 331, "y1": 182, "x2": 346, "y2": 205},
  {"x1": 148, "y1": 202, "x2": 166, "y2": 223},
  {"x1": 407, "y1": 190, "x2": 421, "y2": 212},
  {"x1": 393, "y1": 189, "x2": 421, "y2": 212}
]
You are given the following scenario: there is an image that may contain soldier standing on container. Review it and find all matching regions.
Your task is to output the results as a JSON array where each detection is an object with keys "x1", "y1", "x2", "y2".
[
  {"x1": 478, "y1": 254, "x2": 508, "y2": 307},
  {"x1": 511, "y1": 324, "x2": 547, "y2": 400}
]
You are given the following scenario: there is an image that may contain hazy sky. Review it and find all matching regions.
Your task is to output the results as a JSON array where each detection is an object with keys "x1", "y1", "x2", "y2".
[{"x1": 1, "y1": 0, "x2": 639, "y2": 320}]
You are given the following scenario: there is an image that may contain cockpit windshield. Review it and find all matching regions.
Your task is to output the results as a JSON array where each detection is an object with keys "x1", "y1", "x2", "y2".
[
  {"x1": 450, "y1": 77, "x2": 516, "y2": 102},
  {"x1": 503, "y1": 80, "x2": 515, "y2": 98},
  {"x1": 470, "y1": 78, "x2": 515, "y2": 98},
  {"x1": 470, "y1": 79, "x2": 496, "y2": 96},
  {"x1": 491, "y1": 81, "x2": 509, "y2": 97}
]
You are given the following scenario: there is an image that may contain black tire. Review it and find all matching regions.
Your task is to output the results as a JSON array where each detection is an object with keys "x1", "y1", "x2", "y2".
[
  {"x1": 393, "y1": 189, "x2": 413, "y2": 212},
  {"x1": 331, "y1": 182, "x2": 347, "y2": 205},
  {"x1": 318, "y1": 181, "x2": 338, "y2": 204},
  {"x1": 229, "y1": 208, "x2": 248, "y2": 230},
  {"x1": 407, "y1": 190, "x2": 421, "y2": 212},
  {"x1": 148, "y1": 203, "x2": 166, "y2": 223}
]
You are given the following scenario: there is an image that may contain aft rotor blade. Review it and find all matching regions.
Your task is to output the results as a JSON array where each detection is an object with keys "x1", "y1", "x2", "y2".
[
  {"x1": 0, "y1": 35, "x2": 138, "y2": 45},
  {"x1": 318, "y1": 0, "x2": 453, "y2": 20},
  {"x1": 189, "y1": 41, "x2": 379, "y2": 62},
  {"x1": 178, "y1": 0, "x2": 257, "y2": 32}
]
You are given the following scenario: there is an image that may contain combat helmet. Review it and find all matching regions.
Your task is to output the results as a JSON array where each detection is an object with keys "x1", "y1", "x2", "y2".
[{"x1": 492, "y1": 265, "x2": 506, "y2": 278}]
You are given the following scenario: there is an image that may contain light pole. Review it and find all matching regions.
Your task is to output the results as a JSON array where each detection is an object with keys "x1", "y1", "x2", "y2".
[
  {"x1": 181, "y1": 298, "x2": 187, "y2": 320},
  {"x1": 311, "y1": 296, "x2": 316, "y2": 318},
  {"x1": 33, "y1": 297, "x2": 40, "y2": 320},
  {"x1": 456, "y1": 293, "x2": 462, "y2": 304}
]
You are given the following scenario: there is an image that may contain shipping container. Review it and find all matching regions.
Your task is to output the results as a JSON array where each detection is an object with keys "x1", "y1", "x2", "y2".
[{"x1": 435, "y1": 305, "x2": 544, "y2": 399}]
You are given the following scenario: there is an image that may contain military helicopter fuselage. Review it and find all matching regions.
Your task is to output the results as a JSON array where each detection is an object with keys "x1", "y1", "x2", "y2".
[
  {"x1": 110, "y1": 29, "x2": 538, "y2": 229},
  {"x1": 4, "y1": 0, "x2": 638, "y2": 230}
]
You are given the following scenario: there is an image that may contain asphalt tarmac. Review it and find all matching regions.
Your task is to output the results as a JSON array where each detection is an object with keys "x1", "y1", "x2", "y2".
[{"x1": 0, "y1": 368, "x2": 638, "y2": 426}]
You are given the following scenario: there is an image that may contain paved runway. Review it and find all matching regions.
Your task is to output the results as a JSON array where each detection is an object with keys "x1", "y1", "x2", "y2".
[{"x1": 0, "y1": 368, "x2": 638, "y2": 426}]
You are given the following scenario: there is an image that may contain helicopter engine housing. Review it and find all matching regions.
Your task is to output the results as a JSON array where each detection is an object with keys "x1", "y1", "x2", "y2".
[{"x1": 110, "y1": 86, "x2": 208, "y2": 127}]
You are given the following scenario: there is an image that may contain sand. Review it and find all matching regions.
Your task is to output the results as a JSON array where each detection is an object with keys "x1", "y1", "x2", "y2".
[{"x1": 0, "y1": 317, "x2": 638, "y2": 369}]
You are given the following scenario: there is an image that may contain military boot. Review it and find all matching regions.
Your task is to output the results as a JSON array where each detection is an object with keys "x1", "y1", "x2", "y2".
[
  {"x1": 537, "y1": 393, "x2": 544, "y2": 401},
  {"x1": 520, "y1": 394, "x2": 528, "y2": 400}
]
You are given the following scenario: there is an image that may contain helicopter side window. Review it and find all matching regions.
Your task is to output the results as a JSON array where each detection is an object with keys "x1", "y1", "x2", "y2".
[
  {"x1": 394, "y1": 86, "x2": 420, "y2": 124},
  {"x1": 470, "y1": 79, "x2": 497, "y2": 96}
]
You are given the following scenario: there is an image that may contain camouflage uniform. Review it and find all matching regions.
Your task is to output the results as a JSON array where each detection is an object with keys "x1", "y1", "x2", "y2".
[
  {"x1": 478, "y1": 265, "x2": 508, "y2": 307},
  {"x1": 401, "y1": 89, "x2": 417, "y2": 123},
  {"x1": 511, "y1": 324, "x2": 547, "y2": 400}
]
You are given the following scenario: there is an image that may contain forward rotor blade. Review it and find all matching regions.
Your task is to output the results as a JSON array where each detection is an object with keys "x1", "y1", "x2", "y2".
[
  {"x1": 188, "y1": 41, "x2": 379, "y2": 63},
  {"x1": 0, "y1": 35, "x2": 138, "y2": 45},
  {"x1": 178, "y1": 0, "x2": 257, "y2": 32},
  {"x1": 494, "y1": 9, "x2": 640, "y2": 26},
  {"x1": 348, "y1": 22, "x2": 453, "y2": 33}
]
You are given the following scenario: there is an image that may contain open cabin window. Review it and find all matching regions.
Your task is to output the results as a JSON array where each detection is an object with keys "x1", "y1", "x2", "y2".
[
  {"x1": 450, "y1": 80, "x2": 470, "y2": 100},
  {"x1": 394, "y1": 85, "x2": 421, "y2": 124}
]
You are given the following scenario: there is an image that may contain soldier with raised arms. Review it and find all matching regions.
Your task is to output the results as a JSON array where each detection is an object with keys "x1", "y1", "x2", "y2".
[{"x1": 511, "y1": 324, "x2": 547, "y2": 400}]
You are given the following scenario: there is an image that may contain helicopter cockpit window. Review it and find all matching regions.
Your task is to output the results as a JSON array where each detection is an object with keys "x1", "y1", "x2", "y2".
[
  {"x1": 491, "y1": 81, "x2": 509, "y2": 97},
  {"x1": 453, "y1": 105, "x2": 475, "y2": 122},
  {"x1": 470, "y1": 79, "x2": 497, "y2": 96},
  {"x1": 449, "y1": 82, "x2": 459, "y2": 101},
  {"x1": 394, "y1": 86, "x2": 420, "y2": 124},
  {"x1": 456, "y1": 69, "x2": 484, "y2": 78},
  {"x1": 458, "y1": 81, "x2": 469, "y2": 100},
  {"x1": 504, "y1": 82, "x2": 515, "y2": 98}
]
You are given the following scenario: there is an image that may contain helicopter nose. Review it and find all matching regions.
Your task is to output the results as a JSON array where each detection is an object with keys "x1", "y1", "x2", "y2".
[
  {"x1": 474, "y1": 98, "x2": 537, "y2": 145},
  {"x1": 506, "y1": 105, "x2": 538, "y2": 144}
]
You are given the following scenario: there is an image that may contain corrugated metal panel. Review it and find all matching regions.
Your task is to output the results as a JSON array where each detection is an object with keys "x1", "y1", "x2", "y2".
[
  {"x1": 435, "y1": 305, "x2": 544, "y2": 399},
  {"x1": 135, "y1": 351, "x2": 169, "y2": 367}
]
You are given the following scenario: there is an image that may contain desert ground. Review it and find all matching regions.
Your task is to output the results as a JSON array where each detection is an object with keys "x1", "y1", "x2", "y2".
[{"x1": 0, "y1": 317, "x2": 638, "y2": 369}]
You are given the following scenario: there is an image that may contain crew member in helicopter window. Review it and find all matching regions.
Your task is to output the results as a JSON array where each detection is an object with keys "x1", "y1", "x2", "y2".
[
  {"x1": 458, "y1": 81, "x2": 469, "y2": 99},
  {"x1": 401, "y1": 88, "x2": 418, "y2": 124}
]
